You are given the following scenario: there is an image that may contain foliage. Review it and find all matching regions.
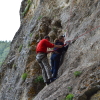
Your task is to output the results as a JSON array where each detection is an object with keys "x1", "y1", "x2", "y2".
[
  {"x1": 66, "y1": 94, "x2": 74, "y2": 100},
  {"x1": 74, "y1": 71, "x2": 82, "y2": 77},
  {"x1": 21, "y1": 73, "x2": 28, "y2": 80},
  {"x1": 27, "y1": 0, "x2": 31, "y2": 4},
  {"x1": 18, "y1": 44, "x2": 23, "y2": 52},
  {"x1": 35, "y1": 75, "x2": 44, "y2": 83},
  {"x1": 22, "y1": 0, "x2": 32, "y2": 17},
  {"x1": 30, "y1": 33, "x2": 33, "y2": 37},
  {"x1": 28, "y1": 41, "x2": 30, "y2": 47},
  {"x1": 68, "y1": 87, "x2": 72, "y2": 92},
  {"x1": 0, "y1": 41, "x2": 11, "y2": 66}
]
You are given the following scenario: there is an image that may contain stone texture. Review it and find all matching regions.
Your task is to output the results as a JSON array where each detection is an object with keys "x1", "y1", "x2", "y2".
[{"x1": 0, "y1": 0, "x2": 100, "y2": 100}]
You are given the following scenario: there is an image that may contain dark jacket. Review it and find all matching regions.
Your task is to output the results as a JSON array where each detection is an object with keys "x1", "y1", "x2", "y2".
[{"x1": 53, "y1": 41, "x2": 69, "y2": 54}]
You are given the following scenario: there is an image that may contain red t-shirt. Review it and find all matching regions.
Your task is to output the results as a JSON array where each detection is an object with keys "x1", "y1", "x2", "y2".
[{"x1": 36, "y1": 39, "x2": 54, "y2": 53}]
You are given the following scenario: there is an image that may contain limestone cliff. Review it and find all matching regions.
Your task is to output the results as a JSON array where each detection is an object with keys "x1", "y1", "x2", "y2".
[{"x1": 0, "y1": 0, "x2": 100, "y2": 100}]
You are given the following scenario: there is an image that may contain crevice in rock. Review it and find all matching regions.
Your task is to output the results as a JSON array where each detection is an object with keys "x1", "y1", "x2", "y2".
[{"x1": 78, "y1": 86, "x2": 100, "y2": 100}]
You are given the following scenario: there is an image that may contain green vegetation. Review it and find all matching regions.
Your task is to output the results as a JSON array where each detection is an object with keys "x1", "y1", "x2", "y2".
[
  {"x1": 74, "y1": 71, "x2": 82, "y2": 77},
  {"x1": 68, "y1": 87, "x2": 72, "y2": 92},
  {"x1": 12, "y1": 64, "x2": 16, "y2": 68},
  {"x1": 28, "y1": 41, "x2": 30, "y2": 47},
  {"x1": 22, "y1": 0, "x2": 32, "y2": 17},
  {"x1": 35, "y1": 75, "x2": 44, "y2": 83},
  {"x1": 8, "y1": 88, "x2": 12, "y2": 90},
  {"x1": 30, "y1": 33, "x2": 33, "y2": 37},
  {"x1": 21, "y1": 73, "x2": 28, "y2": 80},
  {"x1": 0, "y1": 41, "x2": 11, "y2": 66},
  {"x1": 66, "y1": 94, "x2": 74, "y2": 100},
  {"x1": 27, "y1": 0, "x2": 31, "y2": 4},
  {"x1": 18, "y1": 44, "x2": 23, "y2": 52}
]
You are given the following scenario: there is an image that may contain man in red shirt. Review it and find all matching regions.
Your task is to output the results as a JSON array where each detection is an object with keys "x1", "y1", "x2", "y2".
[{"x1": 36, "y1": 36, "x2": 62, "y2": 85}]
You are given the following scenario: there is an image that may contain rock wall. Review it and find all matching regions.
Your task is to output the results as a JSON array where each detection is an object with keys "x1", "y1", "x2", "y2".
[{"x1": 0, "y1": 0, "x2": 100, "y2": 100}]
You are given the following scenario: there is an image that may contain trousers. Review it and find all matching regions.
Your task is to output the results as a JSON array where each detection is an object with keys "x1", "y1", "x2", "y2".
[
  {"x1": 51, "y1": 53, "x2": 61, "y2": 78},
  {"x1": 36, "y1": 53, "x2": 52, "y2": 83}
]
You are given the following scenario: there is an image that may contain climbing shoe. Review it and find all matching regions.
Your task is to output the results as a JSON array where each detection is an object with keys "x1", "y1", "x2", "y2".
[
  {"x1": 50, "y1": 78, "x2": 57, "y2": 82},
  {"x1": 45, "y1": 81, "x2": 50, "y2": 85}
]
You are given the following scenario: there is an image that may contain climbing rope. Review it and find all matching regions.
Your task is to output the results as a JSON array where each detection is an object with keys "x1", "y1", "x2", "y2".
[
  {"x1": 47, "y1": 25, "x2": 100, "y2": 53},
  {"x1": 48, "y1": 1, "x2": 100, "y2": 53},
  {"x1": 72, "y1": 25, "x2": 100, "y2": 42}
]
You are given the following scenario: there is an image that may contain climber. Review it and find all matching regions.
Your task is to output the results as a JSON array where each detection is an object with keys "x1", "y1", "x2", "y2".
[
  {"x1": 50, "y1": 35, "x2": 71, "y2": 81},
  {"x1": 36, "y1": 35, "x2": 63, "y2": 85}
]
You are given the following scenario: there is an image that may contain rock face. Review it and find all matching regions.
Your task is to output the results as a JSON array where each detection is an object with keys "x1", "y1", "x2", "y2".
[{"x1": 0, "y1": 0, "x2": 100, "y2": 100}]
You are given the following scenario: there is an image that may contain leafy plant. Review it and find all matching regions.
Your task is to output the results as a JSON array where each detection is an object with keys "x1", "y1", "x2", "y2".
[
  {"x1": 66, "y1": 94, "x2": 74, "y2": 100},
  {"x1": 28, "y1": 41, "x2": 30, "y2": 47},
  {"x1": 35, "y1": 75, "x2": 44, "y2": 83},
  {"x1": 30, "y1": 33, "x2": 33, "y2": 37},
  {"x1": 0, "y1": 41, "x2": 11, "y2": 66},
  {"x1": 74, "y1": 71, "x2": 82, "y2": 77},
  {"x1": 8, "y1": 88, "x2": 12, "y2": 90},
  {"x1": 21, "y1": 73, "x2": 28, "y2": 80},
  {"x1": 68, "y1": 87, "x2": 72, "y2": 92},
  {"x1": 18, "y1": 45, "x2": 23, "y2": 52},
  {"x1": 22, "y1": 0, "x2": 32, "y2": 17},
  {"x1": 27, "y1": 0, "x2": 31, "y2": 4}
]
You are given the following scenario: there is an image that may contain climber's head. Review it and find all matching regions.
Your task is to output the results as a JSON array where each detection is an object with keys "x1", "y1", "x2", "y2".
[
  {"x1": 44, "y1": 36, "x2": 50, "y2": 41},
  {"x1": 58, "y1": 35, "x2": 65, "y2": 43}
]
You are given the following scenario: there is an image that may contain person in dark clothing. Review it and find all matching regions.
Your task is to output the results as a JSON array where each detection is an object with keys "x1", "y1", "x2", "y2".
[
  {"x1": 36, "y1": 36, "x2": 63, "y2": 85},
  {"x1": 51, "y1": 35, "x2": 70, "y2": 81}
]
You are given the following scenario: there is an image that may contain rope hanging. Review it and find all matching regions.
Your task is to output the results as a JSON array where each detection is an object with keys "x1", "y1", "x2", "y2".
[{"x1": 48, "y1": 25, "x2": 100, "y2": 53}]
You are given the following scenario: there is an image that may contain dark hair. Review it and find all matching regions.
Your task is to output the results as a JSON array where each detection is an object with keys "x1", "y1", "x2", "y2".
[
  {"x1": 44, "y1": 36, "x2": 50, "y2": 39},
  {"x1": 54, "y1": 35, "x2": 64, "y2": 43}
]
